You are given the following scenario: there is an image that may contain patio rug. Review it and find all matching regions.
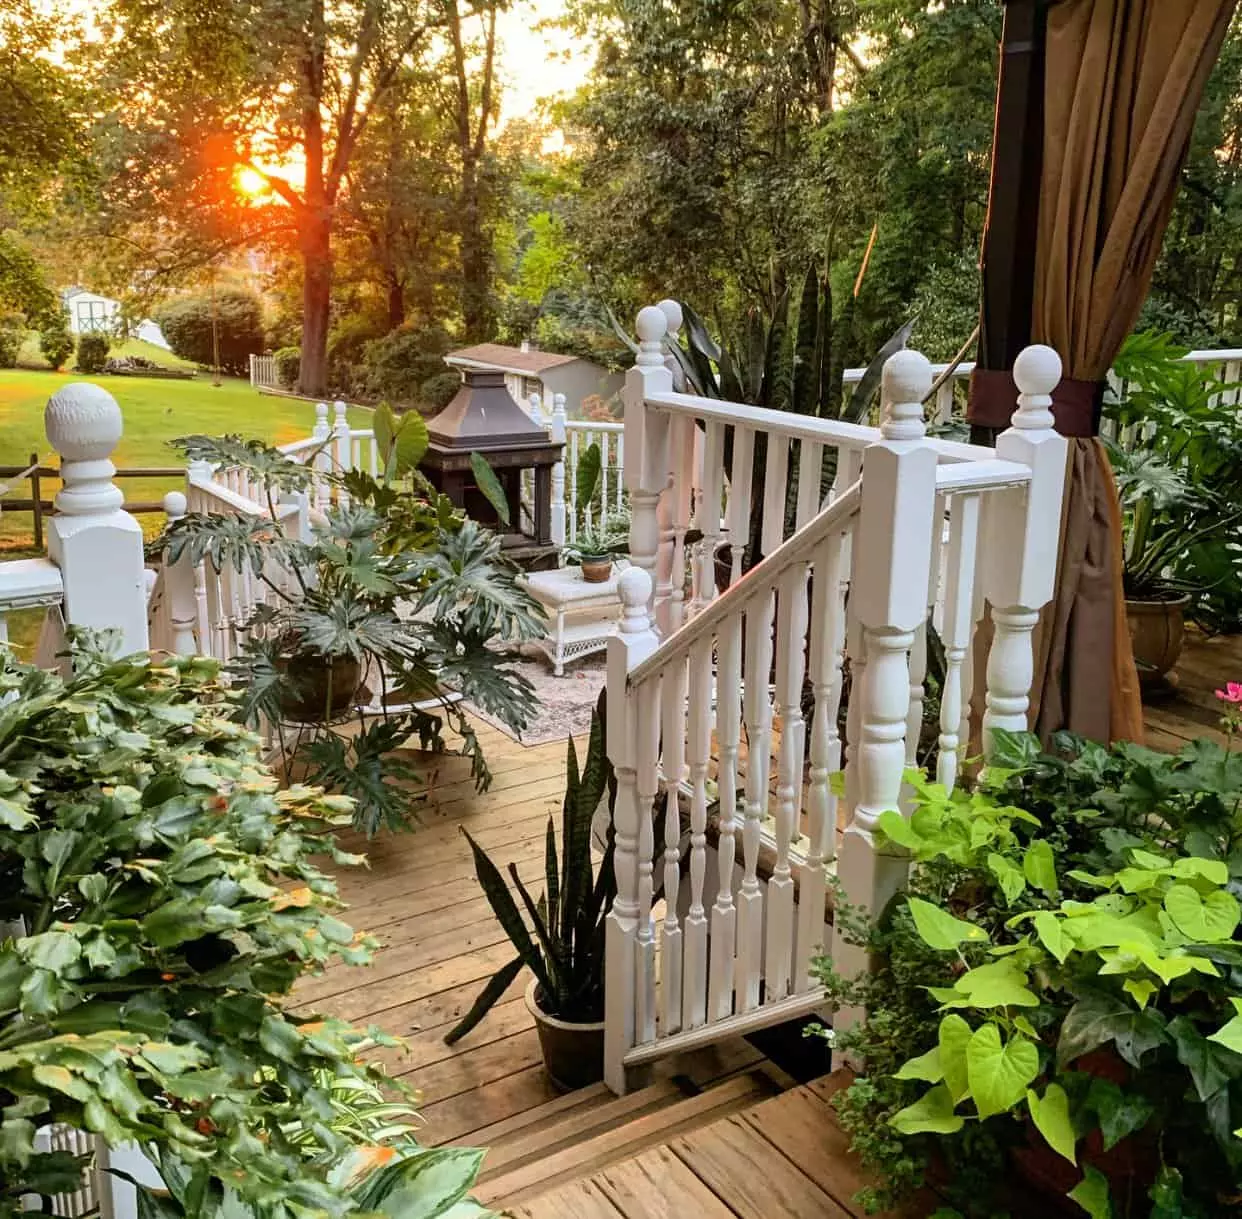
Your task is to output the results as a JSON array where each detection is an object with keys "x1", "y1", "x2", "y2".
[{"x1": 459, "y1": 646, "x2": 605, "y2": 746}]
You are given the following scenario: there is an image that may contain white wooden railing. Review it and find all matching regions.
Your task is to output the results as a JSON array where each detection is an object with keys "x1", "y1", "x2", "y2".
[
  {"x1": 601, "y1": 304, "x2": 1067, "y2": 1092},
  {"x1": 249, "y1": 352, "x2": 278, "y2": 390}
]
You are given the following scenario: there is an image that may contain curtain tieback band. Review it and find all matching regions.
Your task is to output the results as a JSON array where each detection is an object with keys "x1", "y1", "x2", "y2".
[{"x1": 965, "y1": 367, "x2": 1104, "y2": 437}]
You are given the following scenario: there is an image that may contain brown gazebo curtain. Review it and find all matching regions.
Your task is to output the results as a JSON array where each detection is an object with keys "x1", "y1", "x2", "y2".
[{"x1": 970, "y1": 0, "x2": 1236, "y2": 744}]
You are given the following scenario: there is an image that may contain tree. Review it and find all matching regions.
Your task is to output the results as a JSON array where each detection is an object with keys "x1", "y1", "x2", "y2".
[
  {"x1": 93, "y1": 0, "x2": 446, "y2": 395},
  {"x1": 155, "y1": 288, "x2": 266, "y2": 374}
]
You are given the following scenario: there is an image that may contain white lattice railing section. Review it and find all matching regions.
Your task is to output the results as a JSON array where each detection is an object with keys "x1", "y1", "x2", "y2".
[
  {"x1": 249, "y1": 352, "x2": 278, "y2": 390},
  {"x1": 602, "y1": 305, "x2": 1068, "y2": 1091}
]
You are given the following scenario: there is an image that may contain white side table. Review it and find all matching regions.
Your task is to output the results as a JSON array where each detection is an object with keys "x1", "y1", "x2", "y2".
[{"x1": 522, "y1": 564, "x2": 625, "y2": 676}]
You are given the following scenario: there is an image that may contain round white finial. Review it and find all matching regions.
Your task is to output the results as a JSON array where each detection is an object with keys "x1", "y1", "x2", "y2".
[
  {"x1": 880, "y1": 350, "x2": 932, "y2": 442},
  {"x1": 1012, "y1": 344, "x2": 1060, "y2": 430},
  {"x1": 163, "y1": 490, "x2": 187, "y2": 519},
  {"x1": 635, "y1": 306, "x2": 668, "y2": 345},
  {"x1": 657, "y1": 299, "x2": 683, "y2": 337},
  {"x1": 333, "y1": 400, "x2": 348, "y2": 422},
  {"x1": 617, "y1": 566, "x2": 654, "y2": 633},
  {"x1": 1013, "y1": 344, "x2": 1062, "y2": 397},
  {"x1": 315, "y1": 401, "x2": 329, "y2": 421},
  {"x1": 45, "y1": 382, "x2": 122, "y2": 463}
]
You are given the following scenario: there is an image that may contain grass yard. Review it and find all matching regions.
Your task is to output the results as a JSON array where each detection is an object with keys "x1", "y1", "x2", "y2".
[{"x1": 0, "y1": 368, "x2": 371, "y2": 552}]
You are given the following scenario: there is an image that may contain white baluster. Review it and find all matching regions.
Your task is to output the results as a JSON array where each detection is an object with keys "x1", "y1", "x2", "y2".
[
  {"x1": 333, "y1": 401, "x2": 351, "y2": 509},
  {"x1": 937, "y1": 491, "x2": 981, "y2": 792},
  {"x1": 312, "y1": 402, "x2": 330, "y2": 509},
  {"x1": 727, "y1": 427, "x2": 754, "y2": 585},
  {"x1": 550, "y1": 394, "x2": 567, "y2": 549},
  {"x1": 658, "y1": 652, "x2": 687, "y2": 1035},
  {"x1": 568, "y1": 428, "x2": 580, "y2": 542},
  {"x1": 44, "y1": 383, "x2": 149, "y2": 652},
  {"x1": 796, "y1": 522, "x2": 848, "y2": 991},
  {"x1": 695, "y1": 421, "x2": 725, "y2": 614},
  {"x1": 981, "y1": 346, "x2": 1067, "y2": 756},
  {"x1": 761, "y1": 435, "x2": 790, "y2": 559},
  {"x1": 599, "y1": 432, "x2": 610, "y2": 532},
  {"x1": 683, "y1": 636, "x2": 712, "y2": 1029},
  {"x1": 528, "y1": 391, "x2": 542, "y2": 425},
  {"x1": 834, "y1": 351, "x2": 939, "y2": 1030},
  {"x1": 709, "y1": 614, "x2": 742, "y2": 1021},
  {"x1": 737, "y1": 589, "x2": 774, "y2": 1013},
  {"x1": 667, "y1": 415, "x2": 694, "y2": 632},
  {"x1": 767, "y1": 561, "x2": 809, "y2": 1003},
  {"x1": 796, "y1": 440, "x2": 824, "y2": 528},
  {"x1": 161, "y1": 491, "x2": 198, "y2": 655},
  {"x1": 624, "y1": 308, "x2": 673, "y2": 619},
  {"x1": 604, "y1": 569, "x2": 659, "y2": 1095}
]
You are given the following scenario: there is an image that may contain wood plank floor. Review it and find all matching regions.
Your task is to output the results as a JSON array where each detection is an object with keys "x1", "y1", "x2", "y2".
[{"x1": 1142, "y1": 626, "x2": 1242, "y2": 751}]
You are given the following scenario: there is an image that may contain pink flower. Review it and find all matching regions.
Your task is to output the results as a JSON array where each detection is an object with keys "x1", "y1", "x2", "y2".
[{"x1": 1216, "y1": 682, "x2": 1242, "y2": 704}]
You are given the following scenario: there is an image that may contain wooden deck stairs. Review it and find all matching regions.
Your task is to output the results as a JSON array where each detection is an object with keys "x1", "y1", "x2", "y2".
[{"x1": 470, "y1": 1068, "x2": 918, "y2": 1219}]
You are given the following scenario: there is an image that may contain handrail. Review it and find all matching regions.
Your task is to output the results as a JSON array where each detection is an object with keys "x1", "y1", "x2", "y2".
[
  {"x1": 935, "y1": 458, "x2": 1032, "y2": 492},
  {"x1": 566, "y1": 419, "x2": 623, "y2": 432},
  {"x1": 627, "y1": 480, "x2": 862, "y2": 689},
  {"x1": 643, "y1": 388, "x2": 998, "y2": 464}
]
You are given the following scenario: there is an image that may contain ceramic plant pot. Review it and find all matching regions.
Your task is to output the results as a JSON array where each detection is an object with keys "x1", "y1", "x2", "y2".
[
  {"x1": 277, "y1": 650, "x2": 362, "y2": 722},
  {"x1": 579, "y1": 557, "x2": 613, "y2": 584},
  {"x1": 1125, "y1": 593, "x2": 1191, "y2": 683},
  {"x1": 525, "y1": 978, "x2": 605, "y2": 1092}
]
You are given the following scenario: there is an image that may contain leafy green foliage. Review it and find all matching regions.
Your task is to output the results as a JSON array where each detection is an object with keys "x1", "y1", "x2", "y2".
[
  {"x1": 447, "y1": 696, "x2": 616, "y2": 1041},
  {"x1": 154, "y1": 290, "x2": 265, "y2": 375},
  {"x1": 38, "y1": 318, "x2": 73, "y2": 371},
  {"x1": 469, "y1": 451, "x2": 511, "y2": 527},
  {"x1": 76, "y1": 330, "x2": 111, "y2": 373},
  {"x1": 152, "y1": 436, "x2": 542, "y2": 834},
  {"x1": 817, "y1": 733, "x2": 1242, "y2": 1217},
  {"x1": 0, "y1": 641, "x2": 488, "y2": 1219}
]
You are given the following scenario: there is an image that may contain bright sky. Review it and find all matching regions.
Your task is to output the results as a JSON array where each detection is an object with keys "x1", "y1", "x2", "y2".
[{"x1": 495, "y1": 0, "x2": 596, "y2": 127}]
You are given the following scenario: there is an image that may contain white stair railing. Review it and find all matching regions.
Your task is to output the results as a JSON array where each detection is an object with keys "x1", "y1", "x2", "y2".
[{"x1": 603, "y1": 305, "x2": 1068, "y2": 1092}]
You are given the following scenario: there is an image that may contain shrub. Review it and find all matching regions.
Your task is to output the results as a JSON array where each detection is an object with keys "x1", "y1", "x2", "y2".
[
  {"x1": 273, "y1": 345, "x2": 301, "y2": 389},
  {"x1": 75, "y1": 329, "x2": 110, "y2": 372},
  {"x1": 359, "y1": 324, "x2": 454, "y2": 405},
  {"x1": 154, "y1": 288, "x2": 265, "y2": 375},
  {"x1": 0, "y1": 636, "x2": 489, "y2": 1217},
  {"x1": 419, "y1": 369, "x2": 462, "y2": 412},
  {"x1": 38, "y1": 319, "x2": 73, "y2": 370},
  {"x1": 0, "y1": 312, "x2": 23, "y2": 368}
]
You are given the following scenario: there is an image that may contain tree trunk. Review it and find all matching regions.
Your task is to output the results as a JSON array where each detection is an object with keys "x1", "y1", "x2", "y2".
[
  {"x1": 459, "y1": 157, "x2": 490, "y2": 339},
  {"x1": 299, "y1": 204, "x2": 332, "y2": 397},
  {"x1": 386, "y1": 275, "x2": 405, "y2": 330}
]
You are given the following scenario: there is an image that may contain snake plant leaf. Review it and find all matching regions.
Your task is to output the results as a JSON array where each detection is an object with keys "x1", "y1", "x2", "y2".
[
  {"x1": 468, "y1": 452, "x2": 510, "y2": 527},
  {"x1": 681, "y1": 302, "x2": 722, "y2": 363},
  {"x1": 443, "y1": 954, "x2": 526, "y2": 1046},
  {"x1": 842, "y1": 317, "x2": 918, "y2": 423},
  {"x1": 602, "y1": 300, "x2": 640, "y2": 355},
  {"x1": 792, "y1": 265, "x2": 820, "y2": 417},
  {"x1": 544, "y1": 817, "x2": 560, "y2": 941},
  {"x1": 508, "y1": 859, "x2": 567, "y2": 1007},
  {"x1": 574, "y1": 442, "x2": 602, "y2": 525}
]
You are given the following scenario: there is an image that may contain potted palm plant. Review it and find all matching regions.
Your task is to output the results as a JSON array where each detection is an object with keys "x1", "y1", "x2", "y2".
[{"x1": 446, "y1": 697, "x2": 615, "y2": 1090}]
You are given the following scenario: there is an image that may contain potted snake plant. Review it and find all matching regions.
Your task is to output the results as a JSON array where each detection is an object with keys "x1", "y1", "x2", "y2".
[
  {"x1": 446, "y1": 694, "x2": 616, "y2": 1090},
  {"x1": 562, "y1": 440, "x2": 627, "y2": 581}
]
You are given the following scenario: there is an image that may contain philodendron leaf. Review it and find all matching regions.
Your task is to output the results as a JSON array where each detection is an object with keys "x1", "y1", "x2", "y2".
[
  {"x1": 1208, "y1": 997, "x2": 1242, "y2": 1055},
  {"x1": 1033, "y1": 911, "x2": 1073, "y2": 963},
  {"x1": 934, "y1": 960, "x2": 1039, "y2": 1009},
  {"x1": 1023, "y1": 840, "x2": 1058, "y2": 894},
  {"x1": 890, "y1": 1083, "x2": 964, "y2": 1136},
  {"x1": 1067, "y1": 1165, "x2": 1112, "y2": 1219},
  {"x1": 1027, "y1": 1083, "x2": 1076, "y2": 1164},
  {"x1": 965, "y1": 1023, "x2": 1039, "y2": 1119},
  {"x1": 894, "y1": 1045, "x2": 942, "y2": 1083},
  {"x1": 469, "y1": 452, "x2": 510, "y2": 527},
  {"x1": 374, "y1": 401, "x2": 396, "y2": 470},
  {"x1": 988, "y1": 853, "x2": 1026, "y2": 905},
  {"x1": 938, "y1": 1014, "x2": 972, "y2": 1102},
  {"x1": 906, "y1": 896, "x2": 988, "y2": 951},
  {"x1": 393, "y1": 412, "x2": 430, "y2": 475},
  {"x1": 1163, "y1": 883, "x2": 1240, "y2": 943}
]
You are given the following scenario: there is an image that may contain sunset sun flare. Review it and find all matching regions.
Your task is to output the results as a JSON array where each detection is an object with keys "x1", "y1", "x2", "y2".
[{"x1": 235, "y1": 166, "x2": 268, "y2": 197}]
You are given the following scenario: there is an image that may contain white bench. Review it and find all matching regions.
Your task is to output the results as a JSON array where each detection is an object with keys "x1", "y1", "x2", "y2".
[{"x1": 522, "y1": 565, "x2": 625, "y2": 676}]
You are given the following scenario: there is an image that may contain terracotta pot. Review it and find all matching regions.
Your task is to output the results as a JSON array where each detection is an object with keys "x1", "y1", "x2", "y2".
[
  {"x1": 277, "y1": 651, "x2": 362, "y2": 722},
  {"x1": 524, "y1": 978, "x2": 604, "y2": 1092},
  {"x1": 580, "y1": 557, "x2": 613, "y2": 584},
  {"x1": 1125, "y1": 593, "x2": 1190, "y2": 682}
]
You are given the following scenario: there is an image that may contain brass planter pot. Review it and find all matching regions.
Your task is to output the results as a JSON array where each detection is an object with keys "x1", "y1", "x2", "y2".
[{"x1": 1125, "y1": 594, "x2": 1191, "y2": 683}]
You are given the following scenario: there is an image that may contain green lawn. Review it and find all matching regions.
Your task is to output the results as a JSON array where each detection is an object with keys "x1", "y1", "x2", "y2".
[
  {"x1": 16, "y1": 334, "x2": 199, "y2": 371},
  {"x1": 0, "y1": 368, "x2": 371, "y2": 552}
]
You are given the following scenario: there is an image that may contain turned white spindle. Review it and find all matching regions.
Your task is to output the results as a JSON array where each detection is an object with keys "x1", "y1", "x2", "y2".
[
  {"x1": 695, "y1": 421, "x2": 725, "y2": 614},
  {"x1": 550, "y1": 395, "x2": 567, "y2": 548},
  {"x1": 528, "y1": 391, "x2": 543, "y2": 425},
  {"x1": 625, "y1": 307, "x2": 673, "y2": 619},
  {"x1": 44, "y1": 382, "x2": 149, "y2": 652},
  {"x1": 834, "y1": 351, "x2": 939, "y2": 1025},
  {"x1": 727, "y1": 428, "x2": 755, "y2": 585},
  {"x1": 667, "y1": 415, "x2": 694, "y2": 632},
  {"x1": 981, "y1": 345, "x2": 1067, "y2": 756},
  {"x1": 683, "y1": 636, "x2": 713, "y2": 1029},
  {"x1": 604, "y1": 568, "x2": 660, "y2": 1094},
  {"x1": 634, "y1": 673, "x2": 660, "y2": 1048},
  {"x1": 709, "y1": 614, "x2": 742, "y2": 1020},
  {"x1": 737, "y1": 589, "x2": 775, "y2": 1013},
  {"x1": 333, "y1": 401, "x2": 351, "y2": 509},
  {"x1": 312, "y1": 402, "x2": 331, "y2": 509},
  {"x1": 937, "y1": 491, "x2": 981, "y2": 791},
  {"x1": 767, "y1": 561, "x2": 809, "y2": 1002},
  {"x1": 161, "y1": 491, "x2": 198, "y2": 656},
  {"x1": 658, "y1": 652, "x2": 687, "y2": 1035},
  {"x1": 761, "y1": 435, "x2": 790, "y2": 559},
  {"x1": 796, "y1": 439, "x2": 825, "y2": 527},
  {"x1": 797, "y1": 522, "x2": 848, "y2": 990}
]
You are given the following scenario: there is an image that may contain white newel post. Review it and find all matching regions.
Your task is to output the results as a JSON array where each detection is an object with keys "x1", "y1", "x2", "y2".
[
  {"x1": 653, "y1": 299, "x2": 684, "y2": 633},
  {"x1": 332, "y1": 400, "x2": 351, "y2": 508},
  {"x1": 44, "y1": 384, "x2": 149, "y2": 653},
  {"x1": 604, "y1": 568, "x2": 659, "y2": 1094},
  {"x1": 833, "y1": 352, "x2": 938, "y2": 1030},
  {"x1": 624, "y1": 307, "x2": 673, "y2": 621},
  {"x1": 312, "y1": 401, "x2": 331, "y2": 511},
  {"x1": 550, "y1": 393, "x2": 567, "y2": 548},
  {"x1": 981, "y1": 345, "x2": 1067, "y2": 756},
  {"x1": 160, "y1": 491, "x2": 199, "y2": 655}
]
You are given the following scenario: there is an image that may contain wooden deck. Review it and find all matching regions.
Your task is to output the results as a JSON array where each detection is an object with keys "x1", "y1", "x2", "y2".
[{"x1": 288, "y1": 626, "x2": 1238, "y2": 1213}]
